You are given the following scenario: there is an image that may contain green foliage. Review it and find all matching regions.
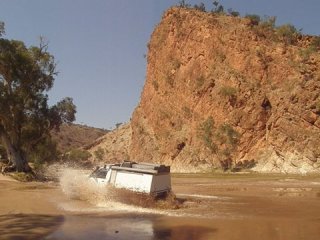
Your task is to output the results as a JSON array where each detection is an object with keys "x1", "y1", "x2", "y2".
[
  {"x1": 310, "y1": 37, "x2": 320, "y2": 50},
  {"x1": 196, "y1": 75, "x2": 205, "y2": 88},
  {"x1": 198, "y1": 118, "x2": 240, "y2": 170},
  {"x1": 215, "y1": 124, "x2": 240, "y2": 171},
  {"x1": 0, "y1": 144, "x2": 6, "y2": 159},
  {"x1": 245, "y1": 14, "x2": 301, "y2": 44},
  {"x1": 10, "y1": 172, "x2": 35, "y2": 182},
  {"x1": 65, "y1": 149, "x2": 91, "y2": 162},
  {"x1": 172, "y1": 59, "x2": 181, "y2": 69},
  {"x1": 245, "y1": 14, "x2": 261, "y2": 26},
  {"x1": 216, "y1": 124, "x2": 240, "y2": 148},
  {"x1": 182, "y1": 106, "x2": 192, "y2": 119},
  {"x1": 94, "y1": 147, "x2": 105, "y2": 161},
  {"x1": 233, "y1": 159, "x2": 257, "y2": 171},
  {"x1": 194, "y1": 2, "x2": 206, "y2": 12},
  {"x1": 27, "y1": 136, "x2": 58, "y2": 170},
  {"x1": 178, "y1": 0, "x2": 191, "y2": 8},
  {"x1": 299, "y1": 47, "x2": 315, "y2": 62},
  {"x1": 28, "y1": 136, "x2": 58, "y2": 166},
  {"x1": 227, "y1": 8, "x2": 240, "y2": 17},
  {"x1": 0, "y1": 21, "x2": 4, "y2": 36},
  {"x1": 219, "y1": 86, "x2": 237, "y2": 97},
  {"x1": 166, "y1": 75, "x2": 174, "y2": 87},
  {"x1": 256, "y1": 47, "x2": 272, "y2": 69},
  {"x1": 0, "y1": 26, "x2": 77, "y2": 171},
  {"x1": 212, "y1": 1, "x2": 224, "y2": 13},
  {"x1": 276, "y1": 24, "x2": 299, "y2": 44},
  {"x1": 198, "y1": 117, "x2": 217, "y2": 153},
  {"x1": 252, "y1": 16, "x2": 276, "y2": 39},
  {"x1": 260, "y1": 16, "x2": 276, "y2": 29}
]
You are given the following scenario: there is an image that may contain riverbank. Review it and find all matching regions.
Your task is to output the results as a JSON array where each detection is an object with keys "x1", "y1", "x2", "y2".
[{"x1": 1, "y1": 171, "x2": 320, "y2": 239}]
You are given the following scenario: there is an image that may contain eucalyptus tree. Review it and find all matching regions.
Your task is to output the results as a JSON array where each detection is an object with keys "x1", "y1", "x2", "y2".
[{"x1": 0, "y1": 26, "x2": 76, "y2": 172}]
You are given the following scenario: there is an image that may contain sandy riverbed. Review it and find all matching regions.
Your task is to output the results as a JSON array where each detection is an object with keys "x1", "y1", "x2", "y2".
[{"x1": 1, "y1": 170, "x2": 320, "y2": 239}]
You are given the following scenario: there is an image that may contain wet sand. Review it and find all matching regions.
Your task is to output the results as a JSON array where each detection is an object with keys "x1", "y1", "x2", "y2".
[{"x1": 0, "y1": 172, "x2": 320, "y2": 239}]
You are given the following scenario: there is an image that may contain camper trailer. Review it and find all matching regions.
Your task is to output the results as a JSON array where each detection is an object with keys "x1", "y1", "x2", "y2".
[{"x1": 89, "y1": 161, "x2": 171, "y2": 196}]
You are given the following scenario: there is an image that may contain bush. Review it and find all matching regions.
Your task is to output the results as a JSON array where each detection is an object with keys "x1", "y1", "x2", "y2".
[
  {"x1": 194, "y1": 2, "x2": 206, "y2": 12},
  {"x1": 196, "y1": 75, "x2": 205, "y2": 88},
  {"x1": 250, "y1": 15, "x2": 276, "y2": 39},
  {"x1": 166, "y1": 75, "x2": 174, "y2": 87},
  {"x1": 276, "y1": 24, "x2": 299, "y2": 44},
  {"x1": 198, "y1": 117, "x2": 217, "y2": 153},
  {"x1": 0, "y1": 144, "x2": 7, "y2": 160},
  {"x1": 299, "y1": 47, "x2": 315, "y2": 62},
  {"x1": 227, "y1": 8, "x2": 239, "y2": 17},
  {"x1": 94, "y1": 147, "x2": 105, "y2": 161},
  {"x1": 28, "y1": 137, "x2": 59, "y2": 169},
  {"x1": 216, "y1": 124, "x2": 240, "y2": 147},
  {"x1": 178, "y1": 0, "x2": 191, "y2": 8},
  {"x1": 182, "y1": 106, "x2": 192, "y2": 119},
  {"x1": 65, "y1": 149, "x2": 91, "y2": 162},
  {"x1": 310, "y1": 37, "x2": 320, "y2": 50},
  {"x1": 260, "y1": 16, "x2": 276, "y2": 29},
  {"x1": 245, "y1": 14, "x2": 261, "y2": 26},
  {"x1": 212, "y1": 1, "x2": 224, "y2": 13},
  {"x1": 219, "y1": 86, "x2": 237, "y2": 97},
  {"x1": 216, "y1": 124, "x2": 240, "y2": 171},
  {"x1": 198, "y1": 118, "x2": 241, "y2": 170}
]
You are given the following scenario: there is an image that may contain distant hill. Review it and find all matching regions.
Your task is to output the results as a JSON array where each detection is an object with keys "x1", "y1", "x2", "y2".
[{"x1": 51, "y1": 124, "x2": 109, "y2": 153}]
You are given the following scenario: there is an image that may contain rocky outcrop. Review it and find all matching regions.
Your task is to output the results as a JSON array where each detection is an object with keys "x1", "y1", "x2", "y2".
[
  {"x1": 129, "y1": 7, "x2": 320, "y2": 173},
  {"x1": 86, "y1": 123, "x2": 131, "y2": 164}
]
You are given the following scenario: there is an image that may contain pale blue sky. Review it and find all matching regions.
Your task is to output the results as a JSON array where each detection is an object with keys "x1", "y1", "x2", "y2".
[{"x1": 0, "y1": 0, "x2": 319, "y2": 129}]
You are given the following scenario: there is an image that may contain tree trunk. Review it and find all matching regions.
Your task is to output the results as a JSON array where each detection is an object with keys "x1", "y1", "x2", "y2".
[{"x1": 0, "y1": 131, "x2": 31, "y2": 172}]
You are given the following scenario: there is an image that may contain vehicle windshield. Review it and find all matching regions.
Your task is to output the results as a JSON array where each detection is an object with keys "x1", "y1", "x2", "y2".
[{"x1": 90, "y1": 169, "x2": 108, "y2": 178}]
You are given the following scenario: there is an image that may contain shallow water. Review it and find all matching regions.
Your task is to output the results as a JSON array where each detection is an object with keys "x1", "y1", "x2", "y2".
[{"x1": 1, "y1": 171, "x2": 320, "y2": 239}]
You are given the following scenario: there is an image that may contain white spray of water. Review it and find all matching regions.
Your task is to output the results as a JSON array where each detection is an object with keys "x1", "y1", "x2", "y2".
[
  {"x1": 58, "y1": 167, "x2": 175, "y2": 215},
  {"x1": 57, "y1": 166, "x2": 223, "y2": 219}
]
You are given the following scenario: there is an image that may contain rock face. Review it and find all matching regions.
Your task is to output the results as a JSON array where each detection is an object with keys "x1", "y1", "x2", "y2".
[
  {"x1": 130, "y1": 7, "x2": 320, "y2": 173},
  {"x1": 86, "y1": 123, "x2": 131, "y2": 164}
]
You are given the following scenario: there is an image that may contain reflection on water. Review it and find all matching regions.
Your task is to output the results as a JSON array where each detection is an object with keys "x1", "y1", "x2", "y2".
[{"x1": 44, "y1": 214, "x2": 216, "y2": 240}]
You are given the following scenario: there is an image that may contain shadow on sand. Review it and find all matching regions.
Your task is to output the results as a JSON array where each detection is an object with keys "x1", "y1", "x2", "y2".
[{"x1": 0, "y1": 214, "x2": 64, "y2": 240}]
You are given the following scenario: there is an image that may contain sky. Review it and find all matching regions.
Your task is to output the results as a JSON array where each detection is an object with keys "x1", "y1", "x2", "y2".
[{"x1": 0, "y1": 0, "x2": 319, "y2": 129}]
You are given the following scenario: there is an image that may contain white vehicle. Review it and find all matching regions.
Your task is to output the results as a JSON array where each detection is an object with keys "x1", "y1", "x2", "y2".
[{"x1": 89, "y1": 161, "x2": 171, "y2": 196}]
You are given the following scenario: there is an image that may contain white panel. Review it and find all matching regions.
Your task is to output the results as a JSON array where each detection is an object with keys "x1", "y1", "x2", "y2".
[{"x1": 114, "y1": 172, "x2": 153, "y2": 193}]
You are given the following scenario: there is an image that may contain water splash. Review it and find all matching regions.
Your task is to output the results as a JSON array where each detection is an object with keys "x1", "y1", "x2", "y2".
[{"x1": 58, "y1": 167, "x2": 181, "y2": 214}]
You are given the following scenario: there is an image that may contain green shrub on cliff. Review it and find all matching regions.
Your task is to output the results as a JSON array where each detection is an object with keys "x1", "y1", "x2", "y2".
[
  {"x1": 276, "y1": 24, "x2": 300, "y2": 44},
  {"x1": 198, "y1": 117, "x2": 217, "y2": 153},
  {"x1": 245, "y1": 14, "x2": 261, "y2": 26},
  {"x1": 178, "y1": 0, "x2": 191, "y2": 8},
  {"x1": 64, "y1": 149, "x2": 91, "y2": 162},
  {"x1": 219, "y1": 86, "x2": 237, "y2": 97},
  {"x1": 94, "y1": 147, "x2": 105, "y2": 161},
  {"x1": 194, "y1": 2, "x2": 206, "y2": 12},
  {"x1": 198, "y1": 117, "x2": 240, "y2": 170}
]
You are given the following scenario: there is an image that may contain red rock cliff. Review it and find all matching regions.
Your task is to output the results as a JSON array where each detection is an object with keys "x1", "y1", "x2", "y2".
[{"x1": 130, "y1": 7, "x2": 320, "y2": 173}]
